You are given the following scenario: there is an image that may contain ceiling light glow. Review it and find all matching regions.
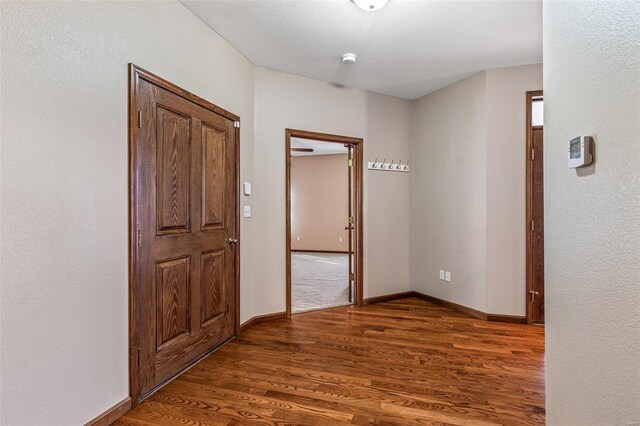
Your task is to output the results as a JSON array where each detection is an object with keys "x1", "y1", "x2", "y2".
[{"x1": 353, "y1": 0, "x2": 389, "y2": 12}]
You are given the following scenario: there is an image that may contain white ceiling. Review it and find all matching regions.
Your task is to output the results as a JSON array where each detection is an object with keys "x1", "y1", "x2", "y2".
[
  {"x1": 181, "y1": 0, "x2": 542, "y2": 100},
  {"x1": 291, "y1": 138, "x2": 349, "y2": 156}
]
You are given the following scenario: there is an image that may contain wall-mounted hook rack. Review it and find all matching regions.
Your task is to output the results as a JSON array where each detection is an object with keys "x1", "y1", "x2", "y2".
[{"x1": 368, "y1": 159, "x2": 410, "y2": 173}]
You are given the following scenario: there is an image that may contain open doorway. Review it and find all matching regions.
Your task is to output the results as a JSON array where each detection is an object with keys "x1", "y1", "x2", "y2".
[
  {"x1": 526, "y1": 91, "x2": 544, "y2": 324},
  {"x1": 285, "y1": 129, "x2": 363, "y2": 317}
]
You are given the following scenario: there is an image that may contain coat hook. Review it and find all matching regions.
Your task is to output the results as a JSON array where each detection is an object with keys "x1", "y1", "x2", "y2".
[
  {"x1": 405, "y1": 161, "x2": 410, "y2": 170},
  {"x1": 396, "y1": 160, "x2": 402, "y2": 170},
  {"x1": 373, "y1": 157, "x2": 378, "y2": 168},
  {"x1": 389, "y1": 159, "x2": 394, "y2": 169}
]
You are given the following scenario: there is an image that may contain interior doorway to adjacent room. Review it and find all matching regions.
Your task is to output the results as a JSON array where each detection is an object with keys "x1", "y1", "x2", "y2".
[
  {"x1": 285, "y1": 129, "x2": 363, "y2": 317},
  {"x1": 526, "y1": 91, "x2": 544, "y2": 324}
]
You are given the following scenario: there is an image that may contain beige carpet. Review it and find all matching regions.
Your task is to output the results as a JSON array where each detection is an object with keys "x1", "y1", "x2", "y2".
[{"x1": 291, "y1": 252, "x2": 351, "y2": 313}]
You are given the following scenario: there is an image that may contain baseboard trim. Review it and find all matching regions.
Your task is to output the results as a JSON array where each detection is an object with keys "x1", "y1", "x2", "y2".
[
  {"x1": 291, "y1": 249, "x2": 351, "y2": 254},
  {"x1": 85, "y1": 397, "x2": 131, "y2": 426},
  {"x1": 363, "y1": 291, "x2": 415, "y2": 305},
  {"x1": 240, "y1": 311, "x2": 287, "y2": 333},
  {"x1": 486, "y1": 314, "x2": 527, "y2": 324},
  {"x1": 365, "y1": 291, "x2": 526, "y2": 324},
  {"x1": 411, "y1": 292, "x2": 487, "y2": 320}
]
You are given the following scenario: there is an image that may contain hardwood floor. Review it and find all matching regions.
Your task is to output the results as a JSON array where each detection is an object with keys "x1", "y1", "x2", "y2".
[{"x1": 115, "y1": 297, "x2": 545, "y2": 425}]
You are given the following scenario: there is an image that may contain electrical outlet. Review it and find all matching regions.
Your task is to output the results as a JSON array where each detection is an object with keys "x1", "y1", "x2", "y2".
[
  {"x1": 439, "y1": 270, "x2": 445, "y2": 280},
  {"x1": 445, "y1": 271, "x2": 451, "y2": 282},
  {"x1": 243, "y1": 205, "x2": 251, "y2": 218}
]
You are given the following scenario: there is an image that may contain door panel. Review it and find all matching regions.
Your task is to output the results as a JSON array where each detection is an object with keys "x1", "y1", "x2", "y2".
[
  {"x1": 156, "y1": 256, "x2": 191, "y2": 349},
  {"x1": 200, "y1": 249, "x2": 226, "y2": 326},
  {"x1": 201, "y1": 124, "x2": 226, "y2": 230},
  {"x1": 134, "y1": 75, "x2": 237, "y2": 399},
  {"x1": 156, "y1": 107, "x2": 191, "y2": 235},
  {"x1": 530, "y1": 127, "x2": 544, "y2": 324}
]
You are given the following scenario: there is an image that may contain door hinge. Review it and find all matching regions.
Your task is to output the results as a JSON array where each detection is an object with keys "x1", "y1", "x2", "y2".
[
  {"x1": 348, "y1": 158, "x2": 353, "y2": 167},
  {"x1": 137, "y1": 110, "x2": 142, "y2": 128},
  {"x1": 234, "y1": 121, "x2": 240, "y2": 128},
  {"x1": 349, "y1": 272, "x2": 355, "y2": 281},
  {"x1": 137, "y1": 229, "x2": 142, "y2": 247},
  {"x1": 530, "y1": 220, "x2": 535, "y2": 232},
  {"x1": 531, "y1": 148, "x2": 535, "y2": 161},
  {"x1": 348, "y1": 216, "x2": 354, "y2": 224}
]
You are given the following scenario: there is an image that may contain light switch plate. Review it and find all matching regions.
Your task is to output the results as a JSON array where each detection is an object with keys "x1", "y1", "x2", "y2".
[
  {"x1": 296, "y1": 236, "x2": 301, "y2": 242},
  {"x1": 243, "y1": 182, "x2": 252, "y2": 196},
  {"x1": 439, "y1": 270, "x2": 445, "y2": 280},
  {"x1": 243, "y1": 205, "x2": 251, "y2": 218},
  {"x1": 445, "y1": 271, "x2": 451, "y2": 282},
  {"x1": 338, "y1": 237, "x2": 343, "y2": 243}
]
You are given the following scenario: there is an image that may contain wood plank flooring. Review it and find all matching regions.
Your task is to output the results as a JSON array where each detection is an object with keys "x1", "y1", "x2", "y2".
[{"x1": 115, "y1": 297, "x2": 545, "y2": 425}]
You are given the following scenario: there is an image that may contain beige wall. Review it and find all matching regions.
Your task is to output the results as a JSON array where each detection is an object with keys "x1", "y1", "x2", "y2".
[
  {"x1": 544, "y1": 2, "x2": 640, "y2": 424},
  {"x1": 0, "y1": 2, "x2": 256, "y2": 424},
  {"x1": 412, "y1": 64, "x2": 543, "y2": 316},
  {"x1": 0, "y1": 4, "x2": 413, "y2": 423},
  {"x1": 486, "y1": 64, "x2": 543, "y2": 315},
  {"x1": 253, "y1": 67, "x2": 413, "y2": 310},
  {"x1": 412, "y1": 72, "x2": 489, "y2": 312},
  {"x1": 291, "y1": 154, "x2": 350, "y2": 252}
]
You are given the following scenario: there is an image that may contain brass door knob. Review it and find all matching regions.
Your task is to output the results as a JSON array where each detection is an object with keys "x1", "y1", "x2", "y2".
[{"x1": 228, "y1": 238, "x2": 238, "y2": 244}]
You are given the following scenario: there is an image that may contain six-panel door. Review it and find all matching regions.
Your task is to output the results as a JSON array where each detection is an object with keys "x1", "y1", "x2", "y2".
[{"x1": 135, "y1": 77, "x2": 237, "y2": 397}]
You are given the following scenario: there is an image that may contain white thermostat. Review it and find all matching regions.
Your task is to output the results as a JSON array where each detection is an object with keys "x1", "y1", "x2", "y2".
[{"x1": 567, "y1": 136, "x2": 593, "y2": 168}]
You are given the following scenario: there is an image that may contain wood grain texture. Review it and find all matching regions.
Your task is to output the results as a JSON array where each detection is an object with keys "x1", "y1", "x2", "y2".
[
  {"x1": 129, "y1": 64, "x2": 240, "y2": 405},
  {"x1": 155, "y1": 106, "x2": 191, "y2": 234},
  {"x1": 525, "y1": 90, "x2": 545, "y2": 325},
  {"x1": 239, "y1": 311, "x2": 288, "y2": 334},
  {"x1": 412, "y1": 291, "x2": 488, "y2": 320},
  {"x1": 362, "y1": 291, "x2": 415, "y2": 305},
  {"x1": 115, "y1": 297, "x2": 544, "y2": 425},
  {"x1": 365, "y1": 292, "x2": 526, "y2": 323},
  {"x1": 530, "y1": 127, "x2": 544, "y2": 324}
]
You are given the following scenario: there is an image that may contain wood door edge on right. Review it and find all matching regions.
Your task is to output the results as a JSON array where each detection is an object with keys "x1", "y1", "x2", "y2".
[{"x1": 525, "y1": 90, "x2": 544, "y2": 325}]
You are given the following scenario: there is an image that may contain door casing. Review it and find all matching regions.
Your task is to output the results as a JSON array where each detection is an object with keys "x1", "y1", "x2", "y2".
[
  {"x1": 128, "y1": 64, "x2": 241, "y2": 406},
  {"x1": 525, "y1": 90, "x2": 544, "y2": 325},
  {"x1": 285, "y1": 129, "x2": 364, "y2": 318}
]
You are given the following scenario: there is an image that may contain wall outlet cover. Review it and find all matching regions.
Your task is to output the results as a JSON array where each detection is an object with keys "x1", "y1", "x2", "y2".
[
  {"x1": 243, "y1": 205, "x2": 251, "y2": 218},
  {"x1": 439, "y1": 270, "x2": 445, "y2": 280},
  {"x1": 445, "y1": 271, "x2": 451, "y2": 282}
]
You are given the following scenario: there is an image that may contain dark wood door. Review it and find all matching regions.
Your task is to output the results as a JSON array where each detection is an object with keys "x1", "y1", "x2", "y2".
[
  {"x1": 530, "y1": 127, "x2": 544, "y2": 323},
  {"x1": 133, "y1": 74, "x2": 237, "y2": 398}
]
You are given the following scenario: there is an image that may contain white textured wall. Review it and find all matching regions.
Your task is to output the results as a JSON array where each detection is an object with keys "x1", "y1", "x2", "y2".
[
  {"x1": 412, "y1": 72, "x2": 489, "y2": 312},
  {"x1": 412, "y1": 65, "x2": 542, "y2": 316},
  {"x1": 0, "y1": 2, "x2": 255, "y2": 425},
  {"x1": 253, "y1": 67, "x2": 413, "y2": 311},
  {"x1": 544, "y1": 1, "x2": 640, "y2": 424}
]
